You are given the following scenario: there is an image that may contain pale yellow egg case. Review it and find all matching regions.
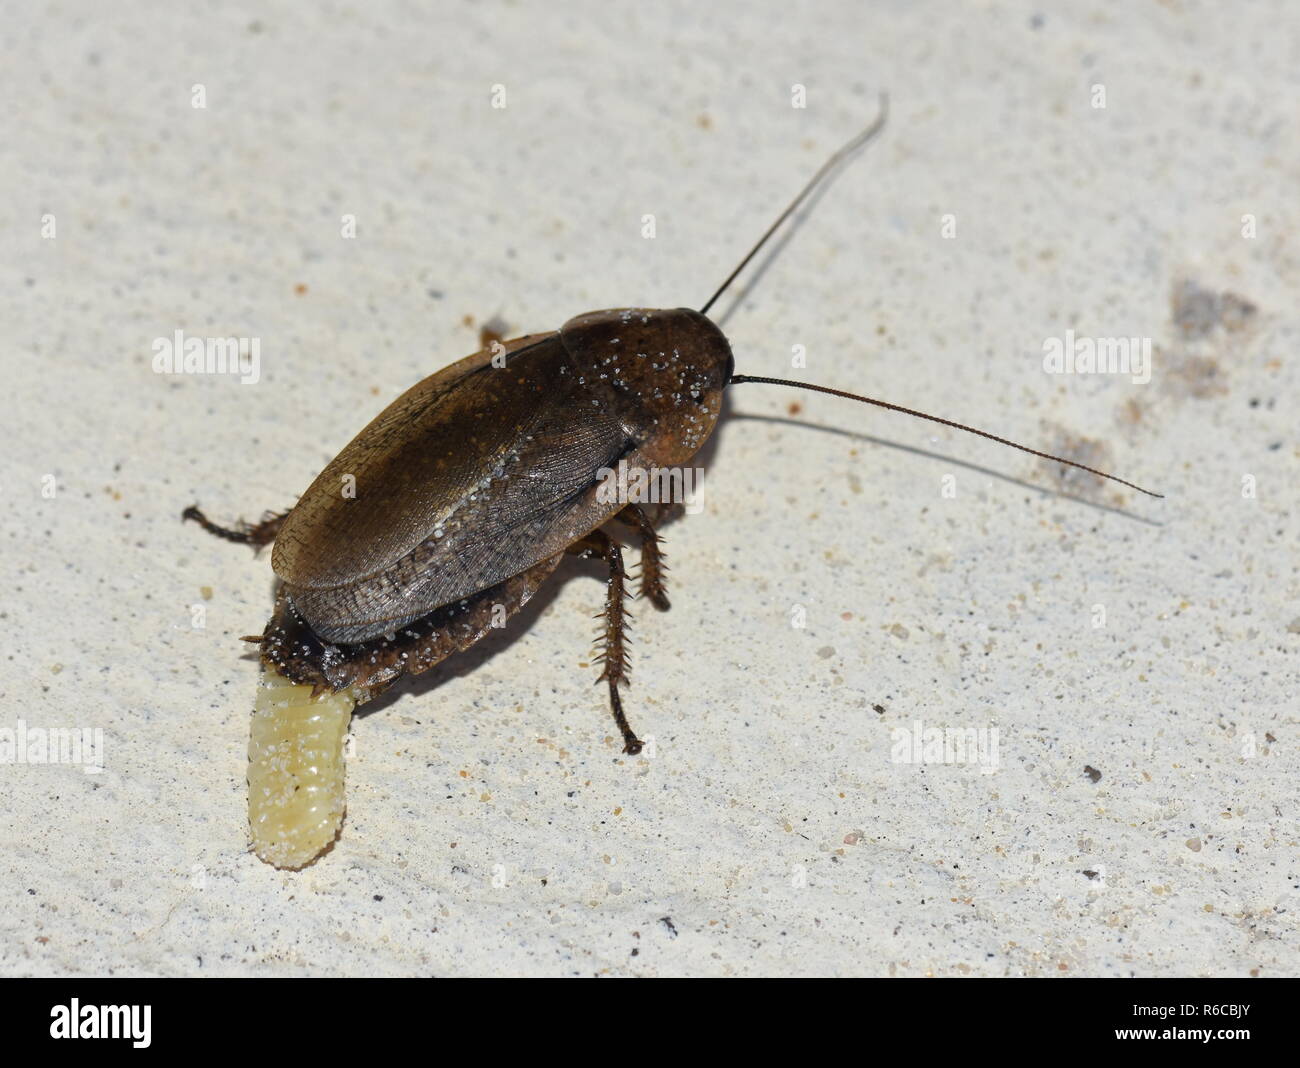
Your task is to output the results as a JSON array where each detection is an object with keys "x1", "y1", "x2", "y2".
[{"x1": 247, "y1": 671, "x2": 356, "y2": 869}]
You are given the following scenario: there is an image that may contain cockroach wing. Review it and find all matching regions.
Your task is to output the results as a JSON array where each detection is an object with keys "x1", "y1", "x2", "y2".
[{"x1": 272, "y1": 332, "x2": 634, "y2": 644}]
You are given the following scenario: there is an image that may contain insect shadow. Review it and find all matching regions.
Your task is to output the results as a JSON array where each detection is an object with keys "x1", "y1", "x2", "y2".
[{"x1": 728, "y1": 413, "x2": 1166, "y2": 526}]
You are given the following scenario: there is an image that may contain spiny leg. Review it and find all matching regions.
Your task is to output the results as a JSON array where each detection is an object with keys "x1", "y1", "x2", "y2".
[
  {"x1": 567, "y1": 530, "x2": 642, "y2": 755},
  {"x1": 182, "y1": 505, "x2": 291, "y2": 549},
  {"x1": 615, "y1": 503, "x2": 670, "y2": 611}
]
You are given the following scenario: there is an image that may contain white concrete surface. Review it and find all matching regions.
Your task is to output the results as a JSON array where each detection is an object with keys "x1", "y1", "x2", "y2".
[{"x1": 1, "y1": 0, "x2": 1296, "y2": 976}]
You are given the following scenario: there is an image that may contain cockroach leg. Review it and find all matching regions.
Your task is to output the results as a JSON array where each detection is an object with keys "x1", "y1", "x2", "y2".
[
  {"x1": 182, "y1": 505, "x2": 291, "y2": 549},
  {"x1": 615, "y1": 503, "x2": 671, "y2": 611},
  {"x1": 567, "y1": 531, "x2": 642, "y2": 755},
  {"x1": 478, "y1": 318, "x2": 508, "y2": 349}
]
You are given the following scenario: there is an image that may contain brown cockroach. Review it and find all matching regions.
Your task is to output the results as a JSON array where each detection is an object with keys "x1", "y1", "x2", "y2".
[{"x1": 186, "y1": 95, "x2": 1159, "y2": 863}]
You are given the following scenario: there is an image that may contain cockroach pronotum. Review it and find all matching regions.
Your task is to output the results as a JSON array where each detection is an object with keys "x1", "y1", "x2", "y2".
[{"x1": 185, "y1": 95, "x2": 1160, "y2": 868}]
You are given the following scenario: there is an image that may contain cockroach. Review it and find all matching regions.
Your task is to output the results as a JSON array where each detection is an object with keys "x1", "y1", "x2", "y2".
[{"x1": 185, "y1": 95, "x2": 1160, "y2": 867}]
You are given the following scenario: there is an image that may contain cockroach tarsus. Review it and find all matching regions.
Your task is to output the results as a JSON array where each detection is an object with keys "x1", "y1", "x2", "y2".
[
  {"x1": 187, "y1": 92, "x2": 1161, "y2": 859},
  {"x1": 181, "y1": 504, "x2": 289, "y2": 549}
]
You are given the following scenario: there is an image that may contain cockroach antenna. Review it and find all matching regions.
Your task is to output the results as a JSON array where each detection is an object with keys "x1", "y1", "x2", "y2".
[
  {"x1": 727, "y1": 375, "x2": 1164, "y2": 498},
  {"x1": 699, "y1": 94, "x2": 891, "y2": 318},
  {"x1": 709, "y1": 92, "x2": 1163, "y2": 500}
]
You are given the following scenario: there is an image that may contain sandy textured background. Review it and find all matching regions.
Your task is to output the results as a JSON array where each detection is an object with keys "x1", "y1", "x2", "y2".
[{"x1": 2, "y1": 1, "x2": 1296, "y2": 977}]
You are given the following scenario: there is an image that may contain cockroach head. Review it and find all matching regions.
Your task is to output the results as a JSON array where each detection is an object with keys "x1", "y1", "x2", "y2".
[{"x1": 560, "y1": 307, "x2": 733, "y2": 462}]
